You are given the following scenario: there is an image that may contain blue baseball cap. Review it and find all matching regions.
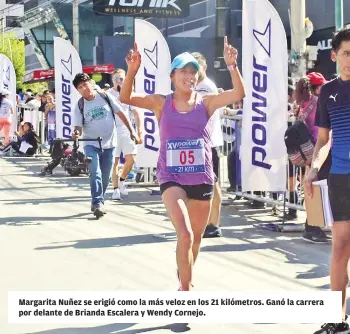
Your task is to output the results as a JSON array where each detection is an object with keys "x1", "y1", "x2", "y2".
[{"x1": 170, "y1": 52, "x2": 200, "y2": 72}]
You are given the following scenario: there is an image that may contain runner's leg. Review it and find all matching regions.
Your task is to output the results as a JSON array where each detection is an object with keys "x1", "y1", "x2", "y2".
[
  {"x1": 187, "y1": 198, "x2": 212, "y2": 264},
  {"x1": 162, "y1": 186, "x2": 193, "y2": 291}
]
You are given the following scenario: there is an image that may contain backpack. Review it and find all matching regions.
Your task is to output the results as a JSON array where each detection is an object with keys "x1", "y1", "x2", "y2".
[
  {"x1": 284, "y1": 120, "x2": 315, "y2": 167},
  {"x1": 284, "y1": 96, "x2": 318, "y2": 167},
  {"x1": 78, "y1": 90, "x2": 116, "y2": 125}
]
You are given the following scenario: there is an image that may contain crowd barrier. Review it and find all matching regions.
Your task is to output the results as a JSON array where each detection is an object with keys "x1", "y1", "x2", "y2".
[
  {"x1": 128, "y1": 113, "x2": 310, "y2": 229},
  {"x1": 1, "y1": 106, "x2": 311, "y2": 229},
  {"x1": 218, "y1": 113, "x2": 311, "y2": 232}
]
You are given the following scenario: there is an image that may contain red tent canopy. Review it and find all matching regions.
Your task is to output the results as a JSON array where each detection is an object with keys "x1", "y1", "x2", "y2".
[{"x1": 23, "y1": 64, "x2": 115, "y2": 83}]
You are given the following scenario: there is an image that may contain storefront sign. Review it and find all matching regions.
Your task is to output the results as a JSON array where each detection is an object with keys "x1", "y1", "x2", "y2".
[{"x1": 93, "y1": 0, "x2": 190, "y2": 18}]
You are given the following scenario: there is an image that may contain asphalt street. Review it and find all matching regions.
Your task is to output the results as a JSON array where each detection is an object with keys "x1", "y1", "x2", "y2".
[{"x1": 0, "y1": 156, "x2": 338, "y2": 334}]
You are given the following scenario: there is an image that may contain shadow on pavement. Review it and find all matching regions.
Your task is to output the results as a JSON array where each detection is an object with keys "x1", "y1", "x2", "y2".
[
  {"x1": 114, "y1": 323, "x2": 191, "y2": 333},
  {"x1": 3, "y1": 156, "x2": 91, "y2": 191},
  {"x1": 24, "y1": 323, "x2": 134, "y2": 334},
  {"x1": 34, "y1": 232, "x2": 177, "y2": 251},
  {"x1": 202, "y1": 204, "x2": 331, "y2": 286},
  {"x1": 1, "y1": 196, "x2": 91, "y2": 205},
  {"x1": 24, "y1": 323, "x2": 190, "y2": 334},
  {"x1": 0, "y1": 185, "x2": 71, "y2": 192},
  {"x1": 0, "y1": 213, "x2": 90, "y2": 225}
]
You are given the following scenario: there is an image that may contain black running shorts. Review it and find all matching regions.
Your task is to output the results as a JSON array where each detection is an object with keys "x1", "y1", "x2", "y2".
[
  {"x1": 328, "y1": 174, "x2": 350, "y2": 222},
  {"x1": 160, "y1": 182, "x2": 214, "y2": 201}
]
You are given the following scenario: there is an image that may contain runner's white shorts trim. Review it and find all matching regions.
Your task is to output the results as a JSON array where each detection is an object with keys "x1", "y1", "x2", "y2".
[{"x1": 114, "y1": 135, "x2": 137, "y2": 157}]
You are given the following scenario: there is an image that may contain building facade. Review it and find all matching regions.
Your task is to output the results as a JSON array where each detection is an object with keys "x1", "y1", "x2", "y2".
[
  {"x1": 271, "y1": 0, "x2": 350, "y2": 78},
  {"x1": 0, "y1": 0, "x2": 24, "y2": 38},
  {"x1": 16, "y1": 0, "x2": 350, "y2": 86}
]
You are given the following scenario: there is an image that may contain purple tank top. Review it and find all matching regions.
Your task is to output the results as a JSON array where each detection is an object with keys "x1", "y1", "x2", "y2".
[{"x1": 156, "y1": 94, "x2": 215, "y2": 186}]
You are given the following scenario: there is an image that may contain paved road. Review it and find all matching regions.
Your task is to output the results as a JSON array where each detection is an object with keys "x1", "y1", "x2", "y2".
[{"x1": 0, "y1": 156, "x2": 336, "y2": 333}]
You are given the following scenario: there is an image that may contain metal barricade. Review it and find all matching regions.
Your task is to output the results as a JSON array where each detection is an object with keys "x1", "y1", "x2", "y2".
[{"x1": 219, "y1": 113, "x2": 307, "y2": 232}]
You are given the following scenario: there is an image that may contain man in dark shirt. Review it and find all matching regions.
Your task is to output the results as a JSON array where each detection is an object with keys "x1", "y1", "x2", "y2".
[{"x1": 305, "y1": 25, "x2": 350, "y2": 334}]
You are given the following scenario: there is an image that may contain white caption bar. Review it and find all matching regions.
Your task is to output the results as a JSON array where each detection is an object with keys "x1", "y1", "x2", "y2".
[{"x1": 8, "y1": 291, "x2": 341, "y2": 324}]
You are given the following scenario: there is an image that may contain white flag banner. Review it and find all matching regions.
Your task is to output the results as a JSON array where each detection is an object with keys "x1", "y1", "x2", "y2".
[
  {"x1": 0, "y1": 54, "x2": 17, "y2": 139},
  {"x1": 54, "y1": 37, "x2": 82, "y2": 139},
  {"x1": 241, "y1": 0, "x2": 288, "y2": 192},
  {"x1": 134, "y1": 18, "x2": 172, "y2": 167}
]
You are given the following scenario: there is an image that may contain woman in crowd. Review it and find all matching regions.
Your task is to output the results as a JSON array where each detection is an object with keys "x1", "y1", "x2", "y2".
[
  {"x1": 120, "y1": 37, "x2": 245, "y2": 291},
  {"x1": 45, "y1": 94, "x2": 56, "y2": 152},
  {"x1": 0, "y1": 88, "x2": 15, "y2": 146},
  {"x1": 293, "y1": 76, "x2": 329, "y2": 243},
  {"x1": 0, "y1": 122, "x2": 39, "y2": 156}
]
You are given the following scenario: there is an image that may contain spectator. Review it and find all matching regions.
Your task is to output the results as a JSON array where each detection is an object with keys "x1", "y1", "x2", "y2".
[
  {"x1": 45, "y1": 94, "x2": 56, "y2": 150},
  {"x1": 72, "y1": 73, "x2": 139, "y2": 218},
  {"x1": 0, "y1": 122, "x2": 39, "y2": 156},
  {"x1": 0, "y1": 88, "x2": 14, "y2": 146},
  {"x1": 108, "y1": 69, "x2": 142, "y2": 200},
  {"x1": 306, "y1": 25, "x2": 350, "y2": 333},
  {"x1": 294, "y1": 76, "x2": 329, "y2": 243}
]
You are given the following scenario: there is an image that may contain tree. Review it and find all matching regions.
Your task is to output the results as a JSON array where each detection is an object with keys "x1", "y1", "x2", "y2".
[
  {"x1": 0, "y1": 32, "x2": 48, "y2": 92},
  {"x1": 21, "y1": 82, "x2": 49, "y2": 95}
]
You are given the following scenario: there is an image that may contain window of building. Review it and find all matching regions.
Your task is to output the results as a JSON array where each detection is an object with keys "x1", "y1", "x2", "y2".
[
  {"x1": 24, "y1": 0, "x2": 39, "y2": 12},
  {"x1": 6, "y1": 0, "x2": 22, "y2": 4},
  {"x1": 6, "y1": 16, "x2": 20, "y2": 27}
]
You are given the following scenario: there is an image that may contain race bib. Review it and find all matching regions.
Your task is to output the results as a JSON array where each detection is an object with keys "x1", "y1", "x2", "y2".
[{"x1": 166, "y1": 139, "x2": 205, "y2": 174}]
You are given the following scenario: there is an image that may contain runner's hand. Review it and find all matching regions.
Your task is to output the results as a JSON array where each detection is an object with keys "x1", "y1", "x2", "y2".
[
  {"x1": 223, "y1": 36, "x2": 238, "y2": 66},
  {"x1": 304, "y1": 168, "x2": 318, "y2": 199},
  {"x1": 130, "y1": 132, "x2": 141, "y2": 144},
  {"x1": 126, "y1": 42, "x2": 141, "y2": 74}
]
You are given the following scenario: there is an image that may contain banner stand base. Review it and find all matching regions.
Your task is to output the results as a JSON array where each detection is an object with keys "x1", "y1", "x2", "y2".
[{"x1": 253, "y1": 222, "x2": 305, "y2": 233}]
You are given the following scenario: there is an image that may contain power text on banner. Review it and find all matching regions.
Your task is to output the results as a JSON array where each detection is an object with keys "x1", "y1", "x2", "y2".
[
  {"x1": 134, "y1": 18, "x2": 171, "y2": 168},
  {"x1": 54, "y1": 37, "x2": 83, "y2": 139},
  {"x1": 241, "y1": 0, "x2": 288, "y2": 192}
]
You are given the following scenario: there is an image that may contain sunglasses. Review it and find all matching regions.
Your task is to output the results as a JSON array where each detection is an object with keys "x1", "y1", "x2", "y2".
[{"x1": 113, "y1": 77, "x2": 124, "y2": 82}]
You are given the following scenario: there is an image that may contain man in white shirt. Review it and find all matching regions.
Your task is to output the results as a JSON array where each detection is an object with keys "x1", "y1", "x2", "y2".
[
  {"x1": 109, "y1": 69, "x2": 142, "y2": 200},
  {"x1": 192, "y1": 52, "x2": 223, "y2": 238}
]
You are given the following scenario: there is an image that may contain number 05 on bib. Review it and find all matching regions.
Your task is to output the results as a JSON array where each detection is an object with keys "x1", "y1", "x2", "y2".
[{"x1": 166, "y1": 139, "x2": 205, "y2": 174}]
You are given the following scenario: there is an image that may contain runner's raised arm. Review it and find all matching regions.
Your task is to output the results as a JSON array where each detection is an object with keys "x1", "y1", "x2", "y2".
[{"x1": 120, "y1": 42, "x2": 165, "y2": 120}]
